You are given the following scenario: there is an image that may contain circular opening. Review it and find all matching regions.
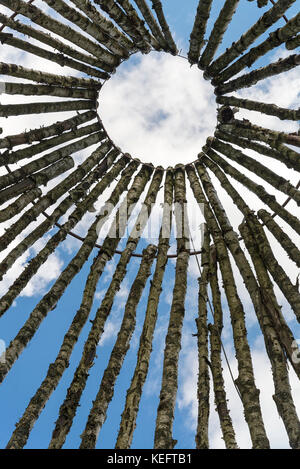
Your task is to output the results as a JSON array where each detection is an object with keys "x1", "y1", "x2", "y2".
[{"x1": 98, "y1": 51, "x2": 217, "y2": 168}]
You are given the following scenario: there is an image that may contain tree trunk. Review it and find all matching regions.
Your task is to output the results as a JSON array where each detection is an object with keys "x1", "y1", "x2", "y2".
[
  {"x1": 208, "y1": 246, "x2": 238, "y2": 449},
  {"x1": 0, "y1": 187, "x2": 42, "y2": 223},
  {"x1": 0, "y1": 0, "x2": 119, "y2": 67},
  {"x1": 188, "y1": 0, "x2": 213, "y2": 64},
  {"x1": 0, "y1": 62, "x2": 102, "y2": 88},
  {"x1": 202, "y1": 143, "x2": 300, "y2": 235},
  {"x1": 133, "y1": 0, "x2": 168, "y2": 49},
  {"x1": 197, "y1": 160, "x2": 300, "y2": 448},
  {"x1": 116, "y1": 0, "x2": 160, "y2": 50},
  {"x1": 0, "y1": 156, "x2": 75, "y2": 203},
  {"x1": 209, "y1": 137, "x2": 300, "y2": 206},
  {"x1": 48, "y1": 167, "x2": 163, "y2": 449},
  {"x1": 214, "y1": 128, "x2": 300, "y2": 172},
  {"x1": 202, "y1": 153, "x2": 300, "y2": 379},
  {"x1": 0, "y1": 153, "x2": 129, "y2": 314},
  {"x1": 69, "y1": 0, "x2": 137, "y2": 52},
  {"x1": 115, "y1": 168, "x2": 174, "y2": 449},
  {"x1": 2, "y1": 81, "x2": 97, "y2": 100},
  {"x1": 0, "y1": 143, "x2": 115, "y2": 283},
  {"x1": 150, "y1": 0, "x2": 178, "y2": 54},
  {"x1": 186, "y1": 163, "x2": 270, "y2": 449},
  {"x1": 1, "y1": 123, "x2": 102, "y2": 166},
  {"x1": 216, "y1": 95, "x2": 300, "y2": 121},
  {"x1": 195, "y1": 226, "x2": 210, "y2": 449},
  {"x1": 79, "y1": 244, "x2": 157, "y2": 449},
  {"x1": 94, "y1": 0, "x2": 151, "y2": 53},
  {"x1": 286, "y1": 34, "x2": 300, "y2": 49},
  {"x1": 213, "y1": 12, "x2": 300, "y2": 85},
  {"x1": 218, "y1": 121, "x2": 300, "y2": 171},
  {"x1": 0, "y1": 12, "x2": 109, "y2": 76},
  {"x1": 0, "y1": 110, "x2": 97, "y2": 150},
  {"x1": 198, "y1": 0, "x2": 239, "y2": 70},
  {"x1": 257, "y1": 209, "x2": 300, "y2": 268},
  {"x1": 42, "y1": 0, "x2": 127, "y2": 58},
  {"x1": 0, "y1": 162, "x2": 152, "y2": 386},
  {"x1": 0, "y1": 137, "x2": 110, "y2": 256},
  {"x1": 216, "y1": 54, "x2": 300, "y2": 95},
  {"x1": 3, "y1": 160, "x2": 144, "y2": 450},
  {"x1": 240, "y1": 222, "x2": 300, "y2": 448},
  {"x1": 154, "y1": 165, "x2": 190, "y2": 449},
  {"x1": 0, "y1": 127, "x2": 103, "y2": 191},
  {"x1": 206, "y1": 0, "x2": 296, "y2": 77},
  {"x1": 245, "y1": 213, "x2": 300, "y2": 323},
  {"x1": 0, "y1": 33, "x2": 109, "y2": 79}
]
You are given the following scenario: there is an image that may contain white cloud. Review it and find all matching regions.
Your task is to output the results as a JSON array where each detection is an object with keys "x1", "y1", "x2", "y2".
[{"x1": 99, "y1": 51, "x2": 217, "y2": 167}]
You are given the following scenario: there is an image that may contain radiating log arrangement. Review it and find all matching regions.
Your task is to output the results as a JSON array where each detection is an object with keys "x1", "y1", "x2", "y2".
[{"x1": 0, "y1": 0, "x2": 299, "y2": 450}]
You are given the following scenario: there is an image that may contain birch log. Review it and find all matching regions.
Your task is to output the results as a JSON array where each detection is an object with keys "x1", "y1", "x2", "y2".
[
  {"x1": 0, "y1": 110, "x2": 98, "y2": 149},
  {"x1": 198, "y1": 0, "x2": 239, "y2": 69},
  {"x1": 195, "y1": 226, "x2": 210, "y2": 449},
  {"x1": 206, "y1": 0, "x2": 297, "y2": 77},
  {"x1": 0, "y1": 144, "x2": 115, "y2": 283},
  {"x1": 79, "y1": 244, "x2": 157, "y2": 449},
  {"x1": 154, "y1": 165, "x2": 190, "y2": 449},
  {"x1": 116, "y1": 169, "x2": 174, "y2": 449},
  {"x1": 48, "y1": 167, "x2": 163, "y2": 448},
  {"x1": 216, "y1": 95, "x2": 300, "y2": 121},
  {"x1": 216, "y1": 54, "x2": 300, "y2": 95},
  {"x1": 188, "y1": 0, "x2": 213, "y2": 64},
  {"x1": 213, "y1": 12, "x2": 300, "y2": 85},
  {"x1": 0, "y1": 12, "x2": 110, "y2": 75},
  {"x1": 186, "y1": 163, "x2": 270, "y2": 449}
]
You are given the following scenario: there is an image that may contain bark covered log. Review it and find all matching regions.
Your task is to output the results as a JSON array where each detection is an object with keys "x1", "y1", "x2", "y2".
[{"x1": 154, "y1": 165, "x2": 190, "y2": 449}]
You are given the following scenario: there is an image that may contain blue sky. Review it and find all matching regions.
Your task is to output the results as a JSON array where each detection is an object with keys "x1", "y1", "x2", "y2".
[{"x1": 0, "y1": 0, "x2": 299, "y2": 449}]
